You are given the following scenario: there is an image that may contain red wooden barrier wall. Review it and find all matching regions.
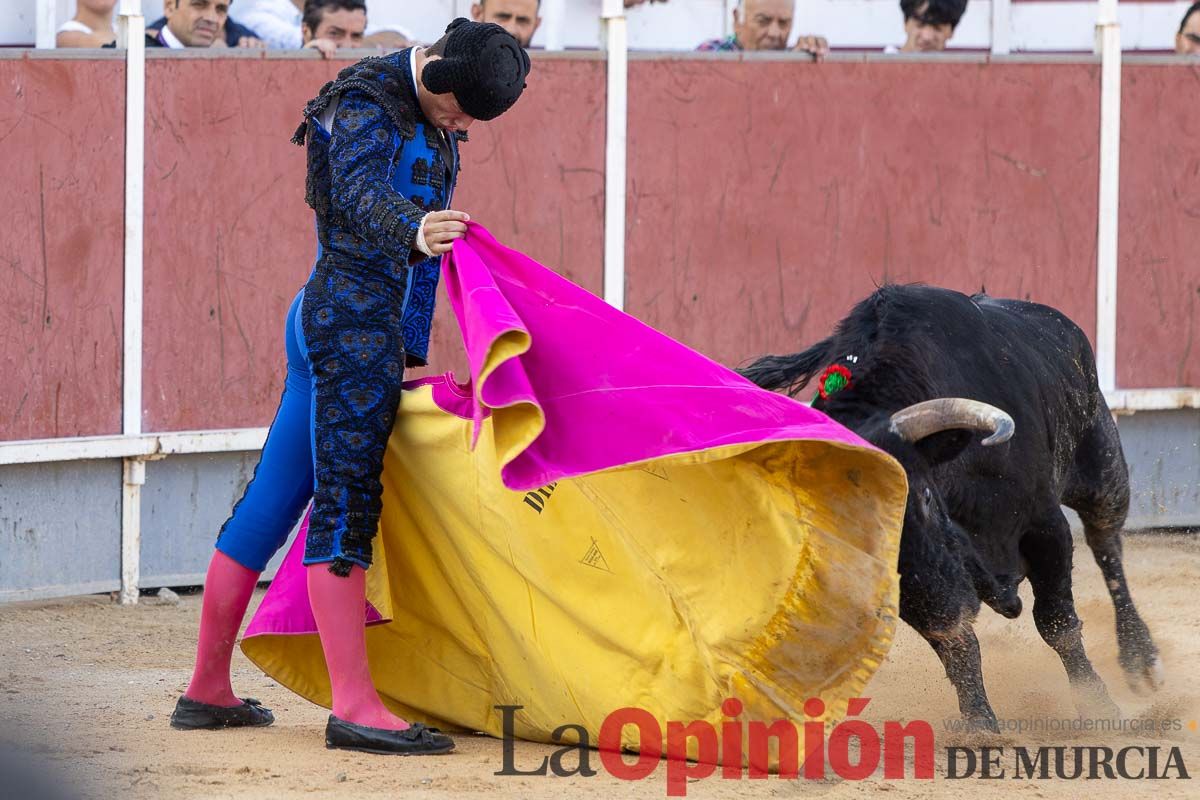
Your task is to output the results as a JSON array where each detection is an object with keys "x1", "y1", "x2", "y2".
[
  {"x1": 1117, "y1": 64, "x2": 1200, "y2": 389},
  {"x1": 0, "y1": 57, "x2": 125, "y2": 441},
  {"x1": 0, "y1": 55, "x2": 1195, "y2": 442},
  {"x1": 141, "y1": 55, "x2": 605, "y2": 431},
  {"x1": 142, "y1": 58, "x2": 334, "y2": 432},
  {"x1": 625, "y1": 60, "x2": 1102, "y2": 370}
]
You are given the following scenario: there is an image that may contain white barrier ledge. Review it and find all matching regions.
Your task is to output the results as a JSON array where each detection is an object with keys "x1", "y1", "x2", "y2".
[
  {"x1": 1107, "y1": 388, "x2": 1200, "y2": 415},
  {"x1": 0, "y1": 428, "x2": 270, "y2": 466},
  {"x1": 1, "y1": 387, "x2": 1196, "y2": 468}
]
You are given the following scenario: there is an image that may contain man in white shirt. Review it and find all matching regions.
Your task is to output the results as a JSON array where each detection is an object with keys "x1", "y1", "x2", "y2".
[
  {"x1": 230, "y1": 0, "x2": 305, "y2": 49},
  {"x1": 56, "y1": 0, "x2": 117, "y2": 48}
]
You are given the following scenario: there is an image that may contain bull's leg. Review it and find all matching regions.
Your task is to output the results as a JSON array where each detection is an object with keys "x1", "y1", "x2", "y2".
[
  {"x1": 1020, "y1": 510, "x2": 1120, "y2": 719},
  {"x1": 1081, "y1": 522, "x2": 1163, "y2": 694},
  {"x1": 920, "y1": 623, "x2": 999, "y2": 732},
  {"x1": 899, "y1": 532, "x2": 998, "y2": 731},
  {"x1": 1065, "y1": 409, "x2": 1163, "y2": 694}
]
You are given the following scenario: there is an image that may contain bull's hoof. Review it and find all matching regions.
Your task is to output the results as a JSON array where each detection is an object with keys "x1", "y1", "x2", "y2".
[
  {"x1": 1122, "y1": 652, "x2": 1165, "y2": 696},
  {"x1": 963, "y1": 715, "x2": 1000, "y2": 735},
  {"x1": 958, "y1": 706, "x2": 1000, "y2": 735},
  {"x1": 1073, "y1": 680, "x2": 1122, "y2": 721},
  {"x1": 1118, "y1": 625, "x2": 1164, "y2": 695}
]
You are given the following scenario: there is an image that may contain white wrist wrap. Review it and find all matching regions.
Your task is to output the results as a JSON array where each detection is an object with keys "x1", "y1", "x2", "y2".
[{"x1": 416, "y1": 214, "x2": 435, "y2": 257}]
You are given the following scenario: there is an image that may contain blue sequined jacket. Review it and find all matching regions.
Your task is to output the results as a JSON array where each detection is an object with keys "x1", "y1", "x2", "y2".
[{"x1": 293, "y1": 50, "x2": 463, "y2": 366}]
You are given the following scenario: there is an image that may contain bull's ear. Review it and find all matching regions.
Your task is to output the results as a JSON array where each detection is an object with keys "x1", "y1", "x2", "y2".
[{"x1": 914, "y1": 429, "x2": 974, "y2": 466}]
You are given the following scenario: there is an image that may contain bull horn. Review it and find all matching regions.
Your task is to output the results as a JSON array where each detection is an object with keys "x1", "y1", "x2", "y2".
[{"x1": 889, "y1": 398, "x2": 1015, "y2": 447}]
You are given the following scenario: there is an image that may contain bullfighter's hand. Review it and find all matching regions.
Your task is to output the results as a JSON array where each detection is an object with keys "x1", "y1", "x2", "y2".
[{"x1": 420, "y1": 210, "x2": 471, "y2": 256}]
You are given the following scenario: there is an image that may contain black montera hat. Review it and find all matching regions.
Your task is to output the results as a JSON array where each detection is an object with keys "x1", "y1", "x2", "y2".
[{"x1": 421, "y1": 18, "x2": 531, "y2": 121}]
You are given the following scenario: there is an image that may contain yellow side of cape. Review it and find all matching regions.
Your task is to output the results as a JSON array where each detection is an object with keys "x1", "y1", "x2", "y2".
[{"x1": 243, "y1": 383, "x2": 908, "y2": 759}]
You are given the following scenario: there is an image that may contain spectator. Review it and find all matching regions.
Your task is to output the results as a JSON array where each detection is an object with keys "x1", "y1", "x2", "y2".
[
  {"x1": 696, "y1": 0, "x2": 828, "y2": 61},
  {"x1": 302, "y1": 0, "x2": 367, "y2": 58},
  {"x1": 893, "y1": 0, "x2": 967, "y2": 52},
  {"x1": 148, "y1": 4, "x2": 265, "y2": 48},
  {"x1": 153, "y1": 0, "x2": 231, "y2": 47},
  {"x1": 103, "y1": 0, "x2": 232, "y2": 48},
  {"x1": 1177, "y1": 2, "x2": 1200, "y2": 55},
  {"x1": 56, "y1": 0, "x2": 116, "y2": 48},
  {"x1": 471, "y1": 0, "x2": 540, "y2": 48},
  {"x1": 229, "y1": 0, "x2": 306, "y2": 49}
]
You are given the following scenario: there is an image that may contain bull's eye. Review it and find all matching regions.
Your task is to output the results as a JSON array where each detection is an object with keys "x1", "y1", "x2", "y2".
[{"x1": 922, "y1": 487, "x2": 933, "y2": 505}]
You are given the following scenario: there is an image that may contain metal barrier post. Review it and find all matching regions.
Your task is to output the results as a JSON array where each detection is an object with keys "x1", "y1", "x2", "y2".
[
  {"x1": 118, "y1": 0, "x2": 147, "y2": 605},
  {"x1": 1094, "y1": 0, "x2": 1121, "y2": 395},
  {"x1": 601, "y1": 0, "x2": 628, "y2": 312}
]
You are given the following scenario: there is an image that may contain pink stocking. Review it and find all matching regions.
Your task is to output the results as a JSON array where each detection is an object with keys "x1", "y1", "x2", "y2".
[
  {"x1": 307, "y1": 563, "x2": 411, "y2": 730},
  {"x1": 184, "y1": 550, "x2": 261, "y2": 707}
]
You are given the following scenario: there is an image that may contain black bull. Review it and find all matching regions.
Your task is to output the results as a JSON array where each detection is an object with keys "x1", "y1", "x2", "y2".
[{"x1": 741, "y1": 285, "x2": 1162, "y2": 730}]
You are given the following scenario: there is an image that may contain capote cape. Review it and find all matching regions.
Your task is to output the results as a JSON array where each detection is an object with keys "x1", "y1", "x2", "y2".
[{"x1": 242, "y1": 223, "x2": 908, "y2": 763}]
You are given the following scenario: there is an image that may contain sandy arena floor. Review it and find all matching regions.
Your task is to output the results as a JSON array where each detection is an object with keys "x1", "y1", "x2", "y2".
[{"x1": 1, "y1": 532, "x2": 1197, "y2": 799}]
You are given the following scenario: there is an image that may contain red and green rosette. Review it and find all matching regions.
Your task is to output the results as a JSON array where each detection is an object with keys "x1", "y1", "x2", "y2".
[{"x1": 817, "y1": 364, "x2": 852, "y2": 400}]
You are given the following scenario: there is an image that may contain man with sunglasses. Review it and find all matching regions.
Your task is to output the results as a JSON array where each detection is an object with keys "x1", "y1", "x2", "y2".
[{"x1": 1177, "y1": 2, "x2": 1200, "y2": 55}]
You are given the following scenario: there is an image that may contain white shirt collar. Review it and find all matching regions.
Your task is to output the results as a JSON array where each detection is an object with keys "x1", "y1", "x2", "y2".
[{"x1": 160, "y1": 24, "x2": 185, "y2": 49}]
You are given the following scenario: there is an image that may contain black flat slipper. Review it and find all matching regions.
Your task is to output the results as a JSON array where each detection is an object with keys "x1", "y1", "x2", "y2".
[
  {"x1": 170, "y1": 696, "x2": 275, "y2": 730},
  {"x1": 325, "y1": 716, "x2": 455, "y2": 755}
]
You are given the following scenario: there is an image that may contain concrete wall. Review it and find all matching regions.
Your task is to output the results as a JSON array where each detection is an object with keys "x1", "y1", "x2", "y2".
[
  {"x1": 0, "y1": 452, "x2": 297, "y2": 601},
  {"x1": 139, "y1": 452, "x2": 297, "y2": 587},
  {"x1": 0, "y1": 460, "x2": 121, "y2": 602},
  {"x1": 1121, "y1": 411, "x2": 1200, "y2": 529}
]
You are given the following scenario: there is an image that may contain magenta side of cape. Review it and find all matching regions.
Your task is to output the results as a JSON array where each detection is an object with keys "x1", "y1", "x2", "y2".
[{"x1": 441, "y1": 223, "x2": 873, "y2": 492}]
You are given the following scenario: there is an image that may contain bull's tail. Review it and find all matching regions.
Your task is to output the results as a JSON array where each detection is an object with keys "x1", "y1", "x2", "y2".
[{"x1": 738, "y1": 338, "x2": 835, "y2": 397}]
